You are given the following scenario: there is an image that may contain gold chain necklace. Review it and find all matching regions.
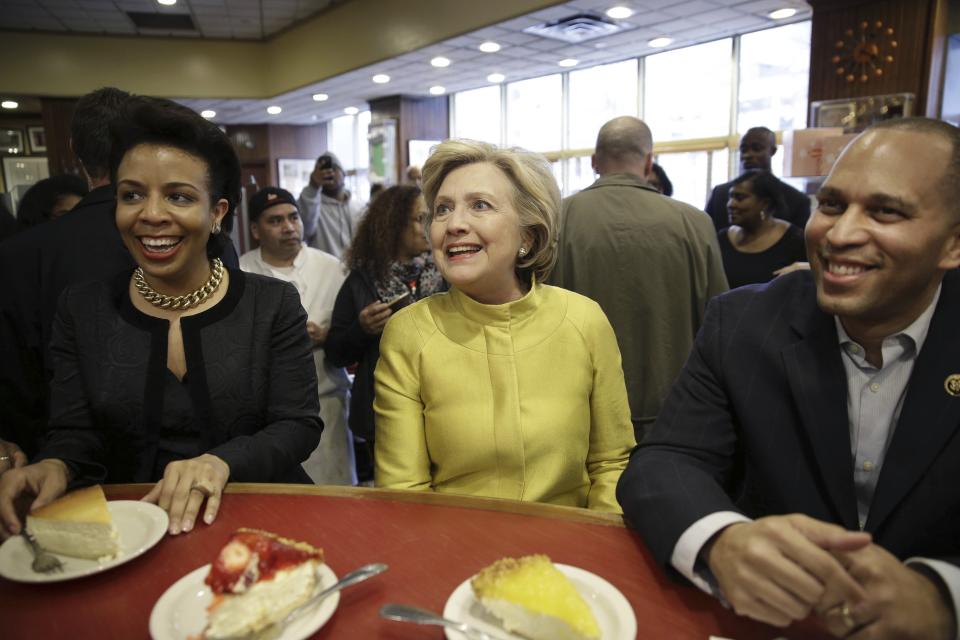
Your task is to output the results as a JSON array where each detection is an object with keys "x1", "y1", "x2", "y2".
[{"x1": 133, "y1": 258, "x2": 224, "y2": 311}]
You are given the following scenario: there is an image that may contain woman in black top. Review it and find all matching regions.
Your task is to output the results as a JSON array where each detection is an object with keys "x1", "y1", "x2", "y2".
[
  {"x1": 718, "y1": 170, "x2": 807, "y2": 289},
  {"x1": 325, "y1": 186, "x2": 444, "y2": 478},
  {"x1": 0, "y1": 97, "x2": 321, "y2": 540}
]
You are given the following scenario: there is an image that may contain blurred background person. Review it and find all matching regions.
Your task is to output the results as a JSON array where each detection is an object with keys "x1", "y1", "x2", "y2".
[
  {"x1": 325, "y1": 185, "x2": 443, "y2": 483},
  {"x1": 374, "y1": 140, "x2": 635, "y2": 512},
  {"x1": 0, "y1": 197, "x2": 18, "y2": 242},
  {"x1": 239, "y1": 187, "x2": 353, "y2": 485},
  {"x1": 648, "y1": 162, "x2": 673, "y2": 196},
  {"x1": 0, "y1": 97, "x2": 321, "y2": 540},
  {"x1": 404, "y1": 165, "x2": 422, "y2": 186},
  {"x1": 297, "y1": 151, "x2": 361, "y2": 259},
  {"x1": 704, "y1": 127, "x2": 811, "y2": 231},
  {"x1": 717, "y1": 170, "x2": 806, "y2": 289},
  {"x1": 15, "y1": 175, "x2": 88, "y2": 231}
]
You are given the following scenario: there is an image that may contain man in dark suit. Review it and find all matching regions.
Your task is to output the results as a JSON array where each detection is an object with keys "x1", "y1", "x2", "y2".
[
  {"x1": 705, "y1": 126, "x2": 811, "y2": 230},
  {"x1": 618, "y1": 117, "x2": 960, "y2": 640}
]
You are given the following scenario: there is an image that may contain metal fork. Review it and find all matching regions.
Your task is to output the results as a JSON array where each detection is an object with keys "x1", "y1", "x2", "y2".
[{"x1": 21, "y1": 530, "x2": 64, "y2": 574}]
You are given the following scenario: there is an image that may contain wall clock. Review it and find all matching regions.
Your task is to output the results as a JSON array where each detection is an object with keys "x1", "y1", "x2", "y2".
[{"x1": 833, "y1": 20, "x2": 897, "y2": 84}]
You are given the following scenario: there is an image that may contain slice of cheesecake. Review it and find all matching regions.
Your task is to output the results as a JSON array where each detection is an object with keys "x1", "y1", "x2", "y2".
[
  {"x1": 26, "y1": 485, "x2": 120, "y2": 560},
  {"x1": 471, "y1": 555, "x2": 601, "y2": 640},
  {"x1": 203, "y1": 528, "x2": 325, "y2": 640}
]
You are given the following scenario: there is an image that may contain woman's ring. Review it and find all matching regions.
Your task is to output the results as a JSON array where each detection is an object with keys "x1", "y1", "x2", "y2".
[
  {"x1": 0, "y1": 455, "x2": 11, "y2": 462},
  {"x1": 831, "y1": 602, "x2": 857, "y2": 631}
]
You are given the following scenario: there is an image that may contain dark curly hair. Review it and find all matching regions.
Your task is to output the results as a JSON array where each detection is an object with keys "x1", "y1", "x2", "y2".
[
  {"x1": 345, "y1": 185, "x2": 421, "y2": 281},
  {"x1": 109, "y1": 96, "x2": 241, "y2": 258},
  {"x1": 730, "y1": 170, "x2": 787, "y2": 219}
]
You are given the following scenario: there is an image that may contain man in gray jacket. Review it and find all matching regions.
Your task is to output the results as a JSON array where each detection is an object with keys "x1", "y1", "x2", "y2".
[
  {"x1": 297, "y1": 151, "x2": 362, "y2": 258},
  {"x1": 553, "y1": 116, "x2": 728, "y2": 442}
]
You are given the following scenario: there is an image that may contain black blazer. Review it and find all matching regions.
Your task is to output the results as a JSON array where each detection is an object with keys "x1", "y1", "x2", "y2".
[
  {"x1": 705, "y1": 177, "x2": 812, "y2": 231},
  {"x1": 617, "y1": 270, "x2": 960, "y2": 574},
  {"x1": 36, "y1": 269, "x2": 322, "y2": 485}
]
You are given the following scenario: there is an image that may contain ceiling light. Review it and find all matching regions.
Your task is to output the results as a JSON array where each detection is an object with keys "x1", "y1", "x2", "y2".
[
  {"x1": 266, "y1": 105, "x2": 282, "y2": 115},
  {"x1": 344, "y1": 106, "x2": 359, "y2": 115},
  {"x1": 648, "y1": 37, "x2": 673, "y2": 48},
  {"x1": 157, "y1": 0, "x2": 177, "y2": 5},
  {"x1": 312, "y1": 93, "x2": 328, "y2": 102},
  {"x1": 429, "y1": 86, "x2": 446, "y2": 95},
  {"x1": 1, "y1": 100, "x2": 18, "y2": 109},
  {"x1": 372, "y1": 74, "x2": 390, "y2": 84},
  {"x1": 479, "y1": 41, "x2": 501, "y2": 53},
  {"x1": 768, "y1": 8, "x2": 797, "y2": 19},
  {"x1": 200, "y1": 110, "x2": 216, "y2": 119},
  {"x1": 487, "y1": 73, "x2": 505, "y2": 83},
  {"x1": 430, "y1": 56, "x2": 451, "y2": 68},
  {"x1": 606, "y1": 6, "x2": 634, "y2": 19},
  {"x1": 558, "y1": 58, "x2": 579, "y2": 68}
]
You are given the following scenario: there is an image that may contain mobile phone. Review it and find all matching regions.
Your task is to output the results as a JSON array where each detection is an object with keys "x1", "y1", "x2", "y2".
[
  {"x1": 318, "y1": 156, "x2": 333, "y2": 171},
  {"x1": 383, "y1": 291, "x2": 410, "y2": 311}
]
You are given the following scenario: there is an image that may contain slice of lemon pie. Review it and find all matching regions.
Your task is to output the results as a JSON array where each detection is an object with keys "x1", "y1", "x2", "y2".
[
  {"x1": 471, "y1": 555, "x2": 601, "y2": 640},
  {"x1": 26, "y1": 485, "x2": 120, "y2": 560},
  {"x1": 203, "y1": 528, "x2": 324, "y2": 639}
]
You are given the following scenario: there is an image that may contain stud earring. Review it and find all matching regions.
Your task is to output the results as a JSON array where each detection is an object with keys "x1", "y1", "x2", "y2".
[{"x1": 518, "y1": 247, "x2": 528, "y2": 257}]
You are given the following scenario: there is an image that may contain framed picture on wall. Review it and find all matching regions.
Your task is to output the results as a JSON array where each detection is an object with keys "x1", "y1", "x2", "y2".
[
  {"x1": 27, "y1": 126, "x2": 47, "y2": 154},
  {"x1": 277, "y1": 159, "x2": 316, "y2": 198},
  {"x1": 0, "y1": 129, "x2": 25, "y2": 156},
  {"x1": 2, "y1": 156, "x2": 50, "y2": 212}
]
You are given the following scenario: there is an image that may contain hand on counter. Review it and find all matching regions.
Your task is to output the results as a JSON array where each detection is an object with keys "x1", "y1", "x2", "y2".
[
  {"x1": 0, "y1": 459, "x2": 70, "y2": 539},
  {"x1": 142, "y1": 453, "x2": 229, "y2": 536}
]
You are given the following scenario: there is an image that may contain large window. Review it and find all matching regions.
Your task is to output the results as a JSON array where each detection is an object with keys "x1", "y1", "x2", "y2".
[
  {"x1": 655, "y1": 149, "x2": 729, "y2": 210},
  {"x1": 738, "y1": 22, "x2": 811, "y2": 134},
  {"x1": 506, "y1": 74, "x2": 562, "y2": 152},
  {"x1": 453, "y1": 85, "x2": 502, "y2": 144},
  {"x1": 568, "y1": 59, "x2": 638, "y2": 150},
  {"x1": 645, "y1": 39, "x2": 733, "y2": 141},
  {"x1": 328, "y1": 110, "x2": 371, "y2": 203}
]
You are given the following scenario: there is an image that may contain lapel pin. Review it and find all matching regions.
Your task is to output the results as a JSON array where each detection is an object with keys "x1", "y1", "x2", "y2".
[{"x1": 946, "y1": 374, "x2": 960, "y2": 397}]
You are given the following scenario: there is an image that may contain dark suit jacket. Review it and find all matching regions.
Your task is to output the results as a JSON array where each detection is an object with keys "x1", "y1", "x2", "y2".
[
  {"x1": 705, "y1": 177, "x2": 812, "y2": 231},
  {"x1": 617, "y1": 270, "x2": 960, "y2": 574},
  {"x1": 36, "y1": 269, "x2": 321, "y2": 485},
  {"x1": 0, "y1": 186, "x2": 239, "y2": 456}
]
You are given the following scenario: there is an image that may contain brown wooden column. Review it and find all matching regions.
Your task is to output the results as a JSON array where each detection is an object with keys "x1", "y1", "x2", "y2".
[
  {"x1": 40, "y1": 98, "x2": 79, "y2": 177},
  {"x1": 368, "y1": 94, "x2": 449, "y2": 183},
  {"x1": 807, "y1": 0, "x2": 945, "y2": 115}
]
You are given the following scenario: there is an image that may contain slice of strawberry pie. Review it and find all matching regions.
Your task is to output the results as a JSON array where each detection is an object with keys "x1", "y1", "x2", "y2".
[{"x1": 202, "y1": 528, "x2": 324, "y2": 639}]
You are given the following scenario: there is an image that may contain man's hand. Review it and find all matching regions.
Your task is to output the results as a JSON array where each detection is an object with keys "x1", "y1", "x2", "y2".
[
  {"x1": 0, "y1": 439, "x2": 28, "y2": 476},
  {"x1": 0, "y1": 459, "x2": 70, "y2": 539},
  {"x1": 306, "y1": 320, "x2": 330, "y2": 347},
  {"x1": 358, "y1": 301, "x2": 391, "y2": 335},
  {"x1": 819, "y1": 544, "x2": 955, "y2": 640},
  {"x1": 142, "y1": 454, "x2": 229, "y2": 536},
  {"x1": 706, "y1": 514, "x2": 871, "y2": 627}
]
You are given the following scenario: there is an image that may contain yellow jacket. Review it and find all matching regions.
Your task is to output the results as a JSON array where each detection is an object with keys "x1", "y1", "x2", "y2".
[{"x1": 374, "y1": 283, "x2": 635, "y2": 512}]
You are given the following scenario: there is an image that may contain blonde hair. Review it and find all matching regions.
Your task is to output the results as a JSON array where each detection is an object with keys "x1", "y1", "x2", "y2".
[{"x1": 422, "y1": 139, "x2": 559, "y2": 284}]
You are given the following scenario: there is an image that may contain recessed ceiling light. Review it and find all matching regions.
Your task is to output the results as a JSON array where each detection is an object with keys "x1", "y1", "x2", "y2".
[
  {"x1": 157, "y1": 0, "x2": 176, "y2": 5},
  {"x1": 200, "y1": 110, "x2": 216, "y2": 119},
  {"x1": 479, "y1": 41, "x2": 501, "y2": 53},
  {"x1": 431, "y1": 56, "x2": 451, "y2": 68},
  {"x1": 558, "y1": 58, "x2": 579, "y2": 68},
  {"x1": 768, "y1": 8, "x2": 797, "y2": 19},
  {"x1": 344, "y1": 106, "x2": 359, "y2": 115},
  {"x1": 429, "y1": 86, "x2": 446, "y2": 95},
  {"x1": 312, "y1": 93, "x2": 328, "y2": 102},
  {"x1": 1, "y1": 100, "x2": 18, "y2": 109},
  {"x1": 487, "y1": 73, "x2": 505, "y2": 83},
  {"x1": 606, "y1": 6, "x2": 634, "y2": 19},
  {"x1": 648, "y1": 37, "x2": 673, "y2": 48},
  {"x1": 266, "y1": 105, "x2": 282, "y2": 115},
  {"x1": 311, "y1": 115, "x2": 318, "y2": 121},
  {"x1": 372, "y1": 74, "x2": 390, "y2": 84}
]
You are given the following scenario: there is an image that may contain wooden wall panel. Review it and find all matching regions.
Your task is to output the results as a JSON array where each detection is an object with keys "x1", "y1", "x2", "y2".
[
  {"x1": 267, "y1": 124, "x2": 326, "y2": 163},
  {"x1": 39, "y1": 98, "x2": 79, "y2": 177},
  {"x1": 808, "y1": 0, "x2": 937, "y2": 112}
]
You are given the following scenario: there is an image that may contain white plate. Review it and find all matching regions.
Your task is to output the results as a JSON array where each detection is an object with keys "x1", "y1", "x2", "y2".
[
  {"x1": 0, "y1": 500, "x2": 168, "y2": 583},
  {"x1": 149, "y1": 562, "x2": 339, "y2": 640},
  {"x1": 443, "y1": 563, "x2": 637, "y2": 640}
]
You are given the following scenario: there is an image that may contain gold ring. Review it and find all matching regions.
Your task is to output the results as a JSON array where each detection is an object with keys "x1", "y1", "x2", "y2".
[{"x1": 837, "y1": 602, "x2": 857, "y2": 631}]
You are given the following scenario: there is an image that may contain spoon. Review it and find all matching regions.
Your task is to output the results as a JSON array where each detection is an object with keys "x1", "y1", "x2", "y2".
[
  {"x1": 380, "y1": 603, "x2": 512, "y2": 640},
  {"x1": 278, "y1": 562, "x2": 388, "y2": 630}
]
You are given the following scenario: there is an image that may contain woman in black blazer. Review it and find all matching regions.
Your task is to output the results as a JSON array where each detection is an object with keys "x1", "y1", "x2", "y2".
[{"x1": 0, "y1": 97, "x2": 321, "y2": 539}]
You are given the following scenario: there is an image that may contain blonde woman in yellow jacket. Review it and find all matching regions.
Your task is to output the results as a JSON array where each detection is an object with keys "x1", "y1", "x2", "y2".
[{"x1": 374, "y1": 140, "x2": 635, "y2": 513}]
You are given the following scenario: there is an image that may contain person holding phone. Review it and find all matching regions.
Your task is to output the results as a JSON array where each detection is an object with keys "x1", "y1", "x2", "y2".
[
  {"x1": 296, "y1": 151, "x2": 362, "y2": 259},
  {"x1": 325, "y1": 185, "x2": 444, "y2": 481}
]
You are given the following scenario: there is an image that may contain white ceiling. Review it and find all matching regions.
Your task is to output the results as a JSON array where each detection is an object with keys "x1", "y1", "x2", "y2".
[{"x1": 0, "y1": 0, "x2": 812, "y2": 125}]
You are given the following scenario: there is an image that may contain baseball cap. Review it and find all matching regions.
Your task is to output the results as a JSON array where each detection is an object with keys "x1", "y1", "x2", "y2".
[
  {"x1": 248, "y1": 187, "x2": 298, "y2": 223},
  {"x1": 317, "y1": 151, "x2": 343, "y2": 172}
]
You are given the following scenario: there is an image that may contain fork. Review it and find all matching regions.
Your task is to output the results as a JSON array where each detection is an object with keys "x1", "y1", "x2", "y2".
[
  {"x1": 380, "y1": 603, "x2": 504, "y2": 640},
  {"x1": 21, "y1": 530, "x2": 64, "y2": 574}
]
